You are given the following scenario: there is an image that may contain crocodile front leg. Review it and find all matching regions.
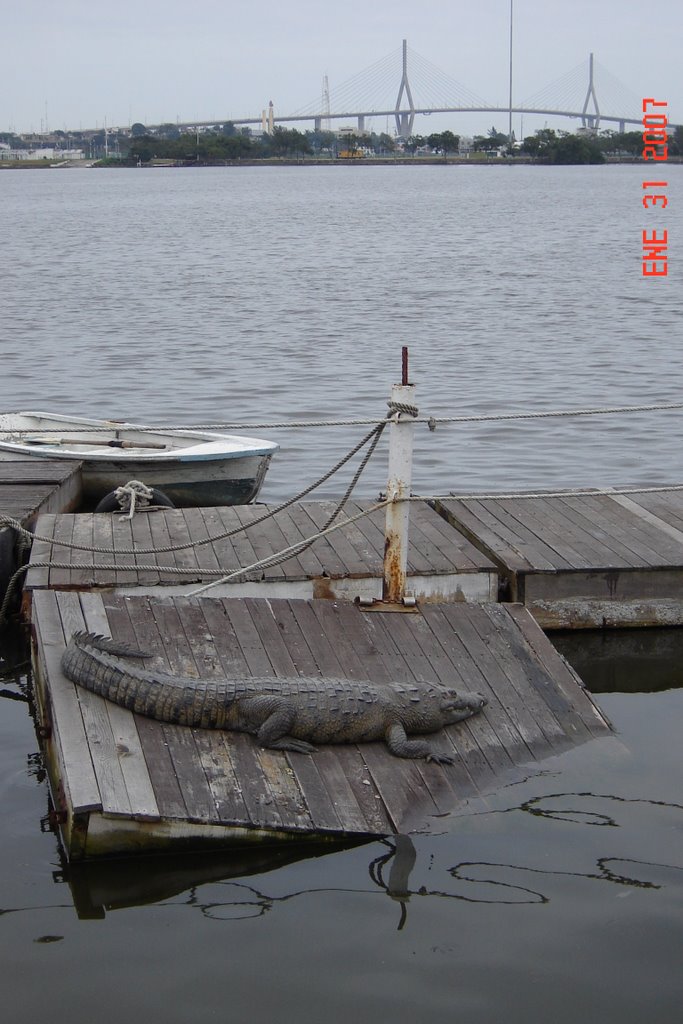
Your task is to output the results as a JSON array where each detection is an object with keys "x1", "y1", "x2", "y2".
[
  {"x1": 236, "y1": 695, "x2": 318, "y2": 754},
  {"x1": 384, "y1": 722, "x2": 454, "y2": 765}
]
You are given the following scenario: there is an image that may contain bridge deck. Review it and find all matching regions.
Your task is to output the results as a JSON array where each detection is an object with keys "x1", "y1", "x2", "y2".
[{"x1": 31, "y1": 588, "x2": 611, "y2": 860}]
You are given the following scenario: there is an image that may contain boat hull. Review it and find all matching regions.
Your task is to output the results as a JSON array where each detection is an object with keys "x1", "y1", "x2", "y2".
[
  {"x1": 0, "y1": 411, "x2": 278, "y2": 508},
  {"x1": 80, "y1": 453, "x2": 273, "y2": 507}
]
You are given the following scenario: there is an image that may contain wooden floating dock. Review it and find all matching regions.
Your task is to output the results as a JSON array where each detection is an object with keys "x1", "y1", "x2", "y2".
[
  {"x1": 24, "y1": 499, "x2": 499, "y2": 604},
  {"x1": 0, "y1": 457, "x2": 82, "y2": 605},
  {"x1": 434, "y1": 488, "x2": 683, "y2": 628},
  {"x1": 31, "y1": 588, "x2": 610, "y2": 859}
]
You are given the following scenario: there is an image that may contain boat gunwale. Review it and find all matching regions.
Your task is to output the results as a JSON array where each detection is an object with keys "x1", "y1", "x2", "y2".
[{"x1": 0, "y1": 411, "x2": 279, "y2": 463}]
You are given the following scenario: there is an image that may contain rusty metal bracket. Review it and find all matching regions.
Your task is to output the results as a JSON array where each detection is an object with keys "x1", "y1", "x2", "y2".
[{"x1": 356, "y1": 598, "x2": 420, "y2": 614}]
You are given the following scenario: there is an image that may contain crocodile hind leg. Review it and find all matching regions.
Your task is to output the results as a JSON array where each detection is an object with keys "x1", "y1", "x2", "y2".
[
  {"x1": 236, "y1": 695, "x2": 318, "y2": 754},
  {"x1": 384, "y1": 722, "x2": 454, "y2": 765}
]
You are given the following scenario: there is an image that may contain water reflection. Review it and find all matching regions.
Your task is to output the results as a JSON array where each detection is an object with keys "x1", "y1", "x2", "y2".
[
  {"x1": 445, "y1": 855, "x2": 683, "y2": 904},
  {"x1": 553, "y1": 627, "x2": 683, "y2": 693},
  {"x1": 38, "y1": 781, "x2": 683, "y2": 922}
]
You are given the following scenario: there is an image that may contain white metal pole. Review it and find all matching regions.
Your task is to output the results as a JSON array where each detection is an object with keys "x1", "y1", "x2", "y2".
[{"x1": 383, "y1": 378, "x2": 417, "y2": 604}]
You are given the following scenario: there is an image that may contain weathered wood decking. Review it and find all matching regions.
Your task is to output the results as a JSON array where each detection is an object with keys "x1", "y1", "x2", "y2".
[
  {"x1": 434, "y1": 488, "x2": 683, "y2": 628},
  {"x1": 0, "y1": 457, "x2": 82, "y2": 604},
  {"x1": 31, "y1": 588, "x2": 610, "y2": 859},
  {"x1": 24, "y1": 499, "x2": 498, "y2": 603}
]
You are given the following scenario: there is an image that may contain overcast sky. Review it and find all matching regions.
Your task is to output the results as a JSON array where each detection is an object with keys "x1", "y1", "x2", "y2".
[{"x1": 3, "y1": 0, "x2": 681, "y2": 137}]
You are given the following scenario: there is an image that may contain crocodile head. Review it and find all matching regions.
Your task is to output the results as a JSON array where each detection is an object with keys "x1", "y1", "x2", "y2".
[{"x1": 440, "y1": 690, "x2": 488, "y2": 723}]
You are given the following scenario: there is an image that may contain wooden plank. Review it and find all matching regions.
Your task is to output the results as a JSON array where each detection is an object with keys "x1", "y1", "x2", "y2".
[
  {"x1": 486, "y1": 603, "x2": 596, "y2": 741},
  {"x1": 495, "y1": 498, "x2": 598, "y2": 571},
  {"x1": 280, "y1": 752, "x2": 346, "y2": 831},
  {"x1": 49, "y1": 514, "x2": 76, "y2": 588},
  {"x1": 358, "y1": 608, "x2": 483, "y2": 806},
  {"x1": 288, "y1": 503, "x2": 347, "y2": 578},
  {"x1": 457, "y1": 603, "x2": 567, "y2": 752},
  {"x1": 0, "y1": 459, "x2": 80, "y2": 484},
  {"x1": 257, "y1": 746, "x2": 314, "y2": 832},
  {"x1": 607, "y1": 492, "x2": 683, "y2": 548},
  {"x1": 540, "y1": 496, "x2": 638, "y2": 568},
  {"x1": 79, "y1": 591, "x2": 161, "y2": 820},
  {"x1": 182, "y1": 507, "x2": 222, "y2": 576},
  {"x1": 414, "y1": 605, "x2": 515, "y2": 783},
  {"x1": 31, "y1": 589, "x2": 101, "y2": 812},
  {"x1": 231, "y1": 506, "x2": 286, "y2": 579},
  {"x1": 436, "y1": 499, "x2": 535, "y2": 573},
  {"x1": 477, "y1": 499, "x2": 575, "y2": 570},
  {"x1": 68, "y1": 512, "x2": 96, "y2": 588},
  {"x1": 410, "y1": 504, "x2": 492, "y2": 572},
  {"x1": 145, "y1": 597, "x2": 219, "y2": 822},
  {"x1": 284, "y1": 600, "x2": 400, "y2": 832},
  {"x1": 211, "y1": 597, "x2": 323, "y2": 830},
  {"x1": 308, "y1": 601, "x2": 456, "y2": 826},
  {"x1": 303, "y1": 501, "x2": 370, "y2": 576},
  {"x1": 244, "y1": 597, "x2": 300, "y2": 676},
  {"x1": 192, "y1": 729, "x2": 251, "y2": 824},
  {"x1": 504, "y1": 604, "x2": 611, "y2": 738},
  {"x1": 91, "y1": 512, "x2": 116, "y2": 588},
  {"x1": 109, "y1": 512, "x2": 139, "y2": 587},
  {"x1": 128, "y1": 507, "x2": 162, "y2": 586},
  {"x1": 194, "y1": 597, "x2": 292, "y2": 829},
  {"x1": 223, "y1": 597, "x2": 277, "y2": 676},
  {"x1": 103, "y1": 594, "x2": 188, "y2": 819},
  {"x1": 554, "y1": 495, "x2": 654, "y2": 567},
  {"x1": 264, "y1": 506, "x2": 326, "y2": 578},
  {"x1": 223, "y1": 731, "x2": 284, "y2": 830},
  {"x1": 171, "y1": 597, "x2": 253, "y2": 826},
  {"x1": 25, "y1": 513, "x2": 56, "y2": 590},
  {"x1": 55, "y1": 591, "x2": 132, "y2": 817},
  {"x1": 631, "y1": 490, "x2": 683, "y2": 533},
  {"x1": 325, "y1": 501, "x2": 388, "y2": 571},
  {"x1": 215, "y1": 506, "x2": 260, "y2": 579},
  {"x1": 162, "y1": 510, "x2": 202, "y2": 581},
  {"x1": 563, "y1": 494, "x2": 679, "y2": 566}
]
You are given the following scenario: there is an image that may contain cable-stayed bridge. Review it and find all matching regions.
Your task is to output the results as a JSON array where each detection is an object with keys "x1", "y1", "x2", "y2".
[{"x1": 175, "y1": 41, "x2": 663, "y2": 138}]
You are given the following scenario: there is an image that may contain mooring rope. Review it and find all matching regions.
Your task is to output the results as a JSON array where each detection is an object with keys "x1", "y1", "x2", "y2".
[
  {"x1": 4, "y1": 479, "x2": 683, "y2": 624},
  {"x1": 0, "y1": 498, "x2": 392, "y2": 623},
  {"x1": 0, "y1": 421, "x2": 388, "y2": 559},
  {"x1": 412, "y1": 483, "x2": 683, "y2": 502},
  {"x1": 3, "y1": 399, "x2": 683, "y2": 434},
  {"x1": 0, "y1": 420, "x2": 391, "y2": 622}
]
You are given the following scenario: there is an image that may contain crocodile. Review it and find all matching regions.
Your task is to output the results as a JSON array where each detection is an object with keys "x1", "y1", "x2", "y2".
[{"x1": 61, "y1": 631, "x2": 487, "y2": 764}]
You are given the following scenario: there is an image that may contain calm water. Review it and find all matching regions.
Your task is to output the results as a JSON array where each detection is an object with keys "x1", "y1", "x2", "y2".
[{"x1": 1, "y1": 165, "x2": 682, "y2": 1022}]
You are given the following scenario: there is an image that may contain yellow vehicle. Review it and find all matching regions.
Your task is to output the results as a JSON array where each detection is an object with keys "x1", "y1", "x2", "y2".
[{"x1": 338, "y1": 148, "x2": 362, "y2": 159}]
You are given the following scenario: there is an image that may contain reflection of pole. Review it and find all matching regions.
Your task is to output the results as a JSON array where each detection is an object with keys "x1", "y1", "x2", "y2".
[{"x1": 383, "y1": 348, "x2": 417, "y2": 605}]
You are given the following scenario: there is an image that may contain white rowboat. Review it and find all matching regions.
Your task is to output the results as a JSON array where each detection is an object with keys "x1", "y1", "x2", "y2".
[{"x1": 0, "y1": 411, "x2": 278, "y2": 508}]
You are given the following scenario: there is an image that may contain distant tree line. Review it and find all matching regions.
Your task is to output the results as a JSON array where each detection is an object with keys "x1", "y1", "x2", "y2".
[
  {"x1": 519, "y1": 125, "x2": 683, "y2": 164},
  {"x1": 3, "y1": 121, "x2": 682, "y2": 166}
]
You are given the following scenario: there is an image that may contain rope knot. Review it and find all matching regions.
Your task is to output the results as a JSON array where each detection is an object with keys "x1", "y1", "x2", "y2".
[
  {"x1": 113, "y1": 480, "x2": 156, "y2": 520},
  {"x1": 387, "y1": 399, "x2": 419, "y2": 419}
]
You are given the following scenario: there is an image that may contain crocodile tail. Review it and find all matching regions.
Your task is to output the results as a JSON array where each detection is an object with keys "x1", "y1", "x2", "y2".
[{"x1": 69, "y1": 630, "x2": 152, "y2": 659}]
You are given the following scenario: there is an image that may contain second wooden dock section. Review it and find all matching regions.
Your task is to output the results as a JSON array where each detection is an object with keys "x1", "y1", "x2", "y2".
[
  {"x1": 435, "y1": 488, "x2": 683, "y2": 628},
  {"x1": 25, "y1": 499, "x2": 498, "y2": 603}
]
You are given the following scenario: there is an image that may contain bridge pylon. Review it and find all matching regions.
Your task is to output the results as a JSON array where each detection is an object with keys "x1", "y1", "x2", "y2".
[
  {"x1": 394, "y1": 39, "x2": 415, "y2": 138},
  {"x1": 581, "y1": 52, "x2": 601, "y2": 130}
]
